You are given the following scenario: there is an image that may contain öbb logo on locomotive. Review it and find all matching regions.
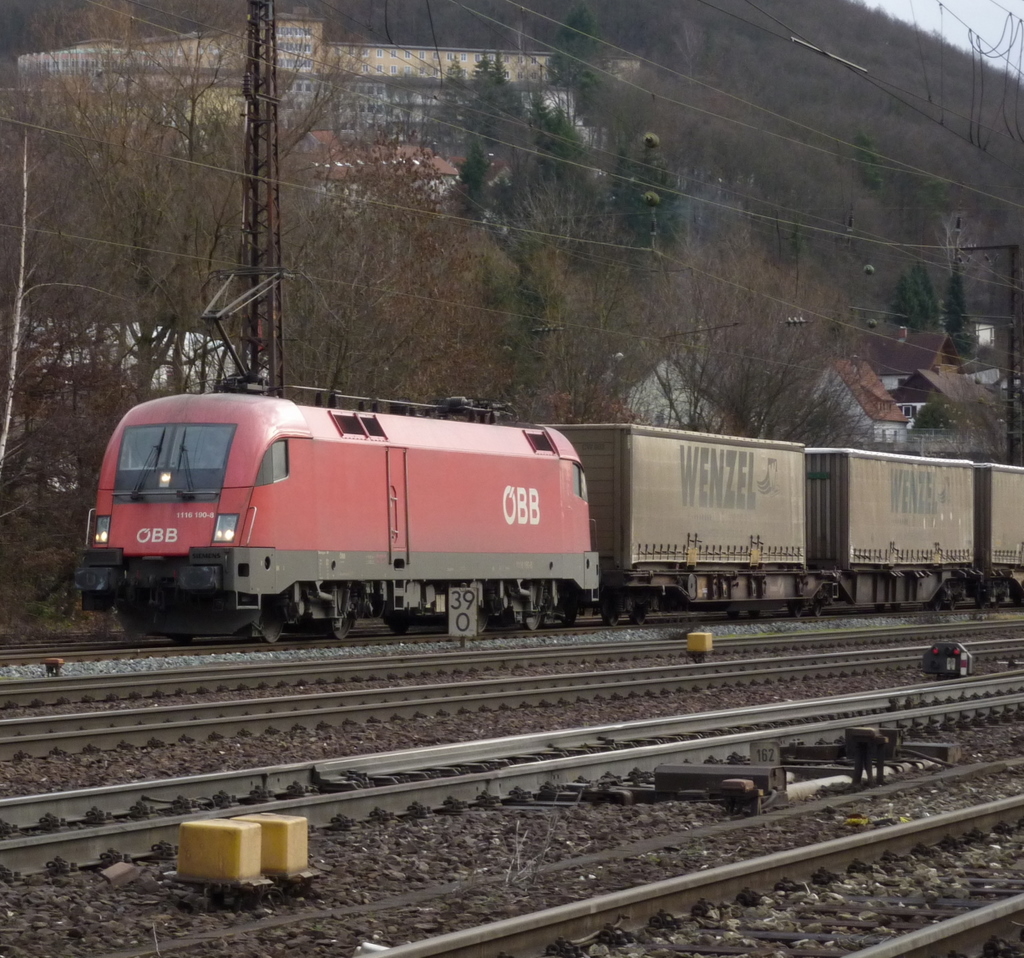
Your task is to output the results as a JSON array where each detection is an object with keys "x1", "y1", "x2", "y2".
[
  {"x1": 137, "y1": 528, "x2": 178, "y2": 544},
  {"x1": 503, "y1": 485, "x2": 540, "y2": 525}
]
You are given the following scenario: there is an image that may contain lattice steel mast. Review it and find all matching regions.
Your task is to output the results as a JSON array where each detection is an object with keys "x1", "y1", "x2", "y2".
[{"x1": 202, "y1": 0, "x2": 286, "y2": 396}]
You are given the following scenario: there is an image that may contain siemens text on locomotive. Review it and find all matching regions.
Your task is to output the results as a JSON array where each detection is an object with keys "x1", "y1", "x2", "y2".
[{"x1": 76, "y1": 398, "x2": 1024, "y2": 643}]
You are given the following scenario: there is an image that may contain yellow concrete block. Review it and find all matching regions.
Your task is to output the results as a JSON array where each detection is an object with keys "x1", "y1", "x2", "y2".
[
  {"x1": 177, "y1": 820, "x2": 262, "y2": 882},
  {"x1": 233, "y1": 813, "x2": 309, "y2": 876},
  {"x1": 687, "y1": 631, "x2": 713, "y2": 653}
]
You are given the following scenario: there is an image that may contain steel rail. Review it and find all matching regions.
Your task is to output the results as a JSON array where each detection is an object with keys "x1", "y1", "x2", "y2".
[
  {"x1": 3, "y1": 631, "x2": 1024, "y2": 710},
  {"x1": 2, "y1": 678, "x2": 1024, "y2": 874},
  {"x1": 1, "y1": 648, "x2": 1021, "y2": 760},
  {"x1": 369, "y1": 794, "x2": 1024, "y2": 958}
]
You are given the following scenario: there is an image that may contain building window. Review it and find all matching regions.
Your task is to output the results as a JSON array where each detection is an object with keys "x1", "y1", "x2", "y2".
[
  {"x1": 377, "y1": 48, "x2": 383, "y2": 57},
  {"x1": 446, "y1": 52, "x2": 454, "y2": 61},
  {"x1": 362, "y1": 64, "x2": 369, "y2": 72},
  {"x1": 404, "y1": 65, "x2": 412, "y2": 74},
  {"x1": 460, "y1": 52, "x2": 467, "y2": 61},
  {"x1": 376, "y1": 64, "x2": 382, "y2": 72},
  {"x1": 405, "y1": 50, "x2": 411, "y2": 58},
  {"x1": 391, "y1": 65, "x2": 397, "y2": 74}
]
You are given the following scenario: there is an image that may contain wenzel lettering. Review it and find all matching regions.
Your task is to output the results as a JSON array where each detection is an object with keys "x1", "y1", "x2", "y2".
[
  {"x1": 680, "y1": 446, "x2": 756, "y2": 510},
  {"x1": 890, "y1": 469, "x2": 938, "y2": 515}
]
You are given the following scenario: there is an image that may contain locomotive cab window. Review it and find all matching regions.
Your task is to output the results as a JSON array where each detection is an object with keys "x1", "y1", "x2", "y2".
[
  {"x1": 255, "y1": 440, "x2": 289, "y2": 486},
  {"x1": 573, "y1": 462, "x2": 588, "y2": 501},
  {"x1": 115, "y1": 423, "x2": 235, "y2": 498}
]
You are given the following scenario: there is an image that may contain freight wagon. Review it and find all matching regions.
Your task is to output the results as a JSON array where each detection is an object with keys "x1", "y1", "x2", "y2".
[
  {"x1": 805, "y1": 448, "x2": 976, "y2": 611},
  {"x1": 555, "y1": 424, "x2": 828, "y2": 622}
]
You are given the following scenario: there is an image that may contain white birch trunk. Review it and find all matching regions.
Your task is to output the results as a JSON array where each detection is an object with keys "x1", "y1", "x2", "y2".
[{"x1": 0, "y1": 134, "x2": 29, "y2": 487}]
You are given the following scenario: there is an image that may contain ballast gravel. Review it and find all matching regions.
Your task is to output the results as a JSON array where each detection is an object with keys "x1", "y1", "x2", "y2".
[
  {"x1": 0, "y1": 616, "x2": 1022, "y2": 958},
  {"x1": 0, "y1": 662, "x2": 955, "y2": 796},
  {"x1": 1, "y1": 726, "x2": 1022, "y2": 958}
]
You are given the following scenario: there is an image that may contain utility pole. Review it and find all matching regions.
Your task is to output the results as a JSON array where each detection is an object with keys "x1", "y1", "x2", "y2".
[
  {"x1": 962, "y1": 245, "x2": 1022, "y2": 465},
  {"x1": 202, "y1": 0, "x2": 286, "y2": 396}
]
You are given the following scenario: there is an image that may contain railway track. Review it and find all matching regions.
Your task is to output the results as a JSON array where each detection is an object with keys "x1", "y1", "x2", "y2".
[
  {"x1": 4, "y1": 670, "x2": 1024, "y2": 876},
  {"x1": 2, "y1": 631, "x2": 1022, "y2": 714},
  {"x1": 2, "y1": 612, "x2": 1021, "y2": 666},
  {"x1": 373, "y1": 792, "x2": 1024, "y2": 958},
  {"x1": 2, "y1": 638, "x2": 1021, "y2": 759}
]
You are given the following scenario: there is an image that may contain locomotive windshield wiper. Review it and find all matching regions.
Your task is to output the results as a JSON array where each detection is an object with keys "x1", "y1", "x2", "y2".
[
  {"x1": 130, "y1": 432, "x2": 165, "y2": 500},
  {"x1": 176, "y1": 437, "x2": 196, "y2": 499}
]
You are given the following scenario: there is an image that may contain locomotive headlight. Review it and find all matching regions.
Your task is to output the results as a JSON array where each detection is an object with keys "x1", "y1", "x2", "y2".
[
  {"x1": 159, "y1": 471, "x2": 172, "y2": 488},
  {"x1": 94, "y1": 515, "x2": 110, "y2": 545},
  {"x1": 213, "y1": 514, "x2": 239, "y2": 543}
]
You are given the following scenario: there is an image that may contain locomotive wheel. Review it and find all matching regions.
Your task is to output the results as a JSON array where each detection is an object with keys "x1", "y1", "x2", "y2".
[
  {"x1": 628, "y1": 604, "x2": 648, "y2": 626},
  {"x1": 559, "y1": 593, "x2": 580, "y2": 628},
  {"x1": 169, "y1": 634, "x2": 194, "y2": 645},
  {"x1": 523, "y1": 611, "x2": 546, "y2": 631},
  {"x1": 258, "y1": 614, "x2": 284, "y2": 644},
  {"x1": 385, "y1": 613, "x2": 410, "y2": 635},
  {"x1": 328, "y1": 613, "x2": 356, "y2": 640}
]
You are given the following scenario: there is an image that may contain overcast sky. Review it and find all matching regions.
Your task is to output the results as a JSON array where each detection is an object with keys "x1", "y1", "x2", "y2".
[{"x1": 862, "y1": 0, "x2": 1020, "y2": 53}]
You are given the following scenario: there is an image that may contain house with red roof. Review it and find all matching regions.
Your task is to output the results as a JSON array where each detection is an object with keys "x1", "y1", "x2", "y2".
[{"x1": 831, "y1": 358, "x2": 909, "y2": 444}]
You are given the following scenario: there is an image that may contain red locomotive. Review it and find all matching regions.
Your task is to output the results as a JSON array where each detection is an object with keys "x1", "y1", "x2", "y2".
[{"x1": 75, "y1": 393, "x2": 598, "y2": 643}]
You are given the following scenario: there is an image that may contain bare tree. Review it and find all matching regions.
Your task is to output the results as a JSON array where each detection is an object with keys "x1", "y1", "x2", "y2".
[{"x1": 632, "y1": 235, "x2": 863, "y2": 444}]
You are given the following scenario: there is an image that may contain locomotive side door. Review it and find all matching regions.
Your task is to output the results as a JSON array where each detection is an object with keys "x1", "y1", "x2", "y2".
[{"x1": 386, "y1": 446, "x2": 409, "y2": 567}]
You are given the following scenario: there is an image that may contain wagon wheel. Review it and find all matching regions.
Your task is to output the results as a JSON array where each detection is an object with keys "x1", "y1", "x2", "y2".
[
  {"x1": 600, "y1": 594, "x2": 621, "y2": 627},
  {"x1": 522, "y1": 611, "x2": 546, "y2": 631},
  {"x1": 787, "y1": 601, "x2": 806, "y2": 618},
  {"x1": 327, "y1": 613, "x2": 356, "y2": 641},
  {"x1": 384, "y1": 613, "x2": 410, "y2": 635},
  {"x1": 628, "y1": 603, "x2": 648, "y2": 626},
  {"x1": 169, "y1": 634, "x2": 194, "y2": 645}
]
